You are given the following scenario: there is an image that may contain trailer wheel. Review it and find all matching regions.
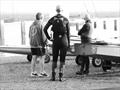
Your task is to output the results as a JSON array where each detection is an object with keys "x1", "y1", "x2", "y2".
[
  {"x1": 27, "y1": 54, "x2": 32, "y2": 62},
  {"x1": 75, "y1": 55, "x2": 83, "y2": 65},
  {"x1": 102, "y1": 60, "x2": 112, "y2": 72},
  {"x1": 92, "y1": 57, "x2": 102, "y2": 67}
]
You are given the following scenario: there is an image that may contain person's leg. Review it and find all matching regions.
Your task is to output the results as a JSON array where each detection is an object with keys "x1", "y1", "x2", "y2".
[
  {"x1": 37, "y1": 47, "x2": 48, "y2": 77},
  {"x1": 31, "y1": 55, "x2": 38, "y2": 76},
  {"x1": 59, "y1": 47, "x2": 67, "y2": 81},
  {"x1": 38, "y1": 55, "x2": 49, "y2": 77},
  {"x1": 50, "y1": 62, "x2": 57, "y2": 81},
  {"x1": 50, "y1": 45, "x2": 59, "y2": 81},
  {"x1": 80, "y1": 60, "x2": 85, "y2": 74},
  {"x1": 76, "y1": 56, "x2": 85, "y2": 75},
  {"x1": 59, "y1": 62, "x2": 65, "y2": 81},
  {"x1": 38, "y1": 55, "x2": 45, "y2": 74},
  {"x1": 84, "y1": 56, "x2": 90, "y2": 74}
]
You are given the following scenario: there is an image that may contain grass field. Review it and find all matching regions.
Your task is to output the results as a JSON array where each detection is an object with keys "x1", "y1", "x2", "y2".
[{"x1": 0, "y1": 54, "x2": 120, "y2": 90}]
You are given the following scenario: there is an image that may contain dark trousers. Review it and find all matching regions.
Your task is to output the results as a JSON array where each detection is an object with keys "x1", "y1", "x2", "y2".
[
  {"x1": 52, "y1": 35, "x2": 68, "y2": 64},
  {"x1": 80, "y1": 36, "x2": 91, "y2": 72},
  {"x1": 53, "y1": 39, "x2": 67, "y2": 63},
  {"x1": 51, "y1": 35, "x2": 68, "y2": 76},
  {"x1": 80, "y1": 56, "x2": 90, "y2": 72},
  {"x1": 53, "y1": 45, "x2": 67, "y2": 64}
]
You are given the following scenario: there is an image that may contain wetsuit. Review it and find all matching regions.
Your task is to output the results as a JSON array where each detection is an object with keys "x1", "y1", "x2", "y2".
[
  {"x1": 44, "y1": 14, "x2": 70, "y2": 65},
  {"x1": 44, "y1": 14, "x2": 70, "y2": 81}
]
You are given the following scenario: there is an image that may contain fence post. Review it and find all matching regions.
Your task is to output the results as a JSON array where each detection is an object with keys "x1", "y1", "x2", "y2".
[
  {"x1": 0, "y1": 20, "x2": 5, "y2": 45},
  {"x1": 21, "y1": 21, "x2": 26, "y2": 45},
  {"x1": 76, "y1": 23, "x2": 79, "y2": 31}
]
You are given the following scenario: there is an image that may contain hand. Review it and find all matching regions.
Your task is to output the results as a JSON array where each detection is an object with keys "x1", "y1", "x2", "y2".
[{"x1": 50, "y1": 38, "x2": 53, "y2": 41}]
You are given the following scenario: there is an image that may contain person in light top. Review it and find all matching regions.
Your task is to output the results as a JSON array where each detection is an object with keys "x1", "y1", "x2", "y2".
[{"x1": 29, "y1": 12, "x2": 48, "y2": 77}]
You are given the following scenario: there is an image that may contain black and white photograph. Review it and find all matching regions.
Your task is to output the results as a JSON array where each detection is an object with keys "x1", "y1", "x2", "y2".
[{"x1": 0, "y1": 0, "x2": 120, "y2": 90}]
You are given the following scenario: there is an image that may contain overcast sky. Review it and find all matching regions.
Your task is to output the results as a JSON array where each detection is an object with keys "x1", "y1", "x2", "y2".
[{"x1": 0, "y1": 0, "x2": 120, "y2": 16}]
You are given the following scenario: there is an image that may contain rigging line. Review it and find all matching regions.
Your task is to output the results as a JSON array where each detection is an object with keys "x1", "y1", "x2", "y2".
[
  {"x1": 82, "y1": 0, "x2": 90, "y2": 14},
  {"x1": 90, "y1": 0, "x2": 98, "y2": 17},
  {"x1": 0, "y1": 0, "x2": 2, "y2": 19}
]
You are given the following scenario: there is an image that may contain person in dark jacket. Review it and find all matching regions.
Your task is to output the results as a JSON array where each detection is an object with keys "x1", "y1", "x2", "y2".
[
  {"x1": 76, "y1": 18, "x2": 92, "y2": 75},
  {"x1": 44, "y1": 5, "x2": 70, "y2": 81}
]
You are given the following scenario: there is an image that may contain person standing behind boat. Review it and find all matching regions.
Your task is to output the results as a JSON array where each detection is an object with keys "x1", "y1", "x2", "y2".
[{"x1": 76, "y1": 16, "x2": 92, "y2": 75}]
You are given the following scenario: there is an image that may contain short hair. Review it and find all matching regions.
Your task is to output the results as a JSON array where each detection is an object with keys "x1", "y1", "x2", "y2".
[
  {"x1": 56, "y1": 5, "x2": 62, "y2": 13},
  {"x1": 36, "y1": 12, "x2": 42, "y2": 20}
]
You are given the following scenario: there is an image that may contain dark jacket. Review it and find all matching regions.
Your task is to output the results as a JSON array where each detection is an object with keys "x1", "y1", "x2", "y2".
[
  {"x1": 78, "y1": 22, "x2": 92, "y2": 43},
  {"x1": 44, "y1": 14, "x2": 70, "y2": 46}
]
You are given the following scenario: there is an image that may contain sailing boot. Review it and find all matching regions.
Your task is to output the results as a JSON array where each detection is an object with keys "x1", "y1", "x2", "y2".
[
  {"x1": 59, "y1": 72, "x2": 63, "y2": 81},
  {"x1": 50, "y1": 72, "x2": 56, "y2": 81}
]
